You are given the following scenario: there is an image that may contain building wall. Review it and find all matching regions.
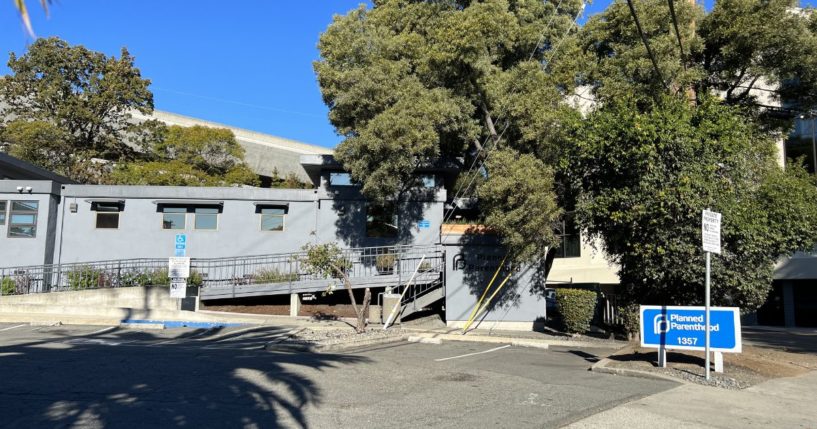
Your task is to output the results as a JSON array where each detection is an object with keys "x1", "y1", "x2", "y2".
[
  {"x1": 547, "y1": 236, "x2": 619, "y2": 285},
  {"x1": 442, "y1": 234, "x2": 546, "y2": 329},
  {"x1": 0, "y1": 181, "x2": 60, "y2": 267},
  {"x1": 0, "y1": 180, "x2": 447, "y2": 266}
]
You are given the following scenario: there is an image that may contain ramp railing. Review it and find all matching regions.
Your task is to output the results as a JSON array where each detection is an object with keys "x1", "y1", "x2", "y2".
[{"x1": 0, "y1": 244, "x2": 445, "y2": 296}]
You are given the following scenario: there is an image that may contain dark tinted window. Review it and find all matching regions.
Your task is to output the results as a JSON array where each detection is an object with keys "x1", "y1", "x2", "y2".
[{"x1": 366, "y1": 203, "x2": 398, "y2": 238}]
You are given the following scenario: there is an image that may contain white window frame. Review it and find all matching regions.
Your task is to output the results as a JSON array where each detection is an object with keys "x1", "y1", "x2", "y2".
[
  {"x1": 259, "y1": 206, "x2": 286, "y2": 232},
  {"x1": 161, "y1": 207, "x2": 187, "y2": 231},
  {"x1": 193, "y1": 207, "x2": 220, "y2": 231},
  {"x1": 8, "y1": 200, "x2": 38, "y2": 238}
]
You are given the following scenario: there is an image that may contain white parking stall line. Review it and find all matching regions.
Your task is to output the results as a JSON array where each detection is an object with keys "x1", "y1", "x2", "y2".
[
  {"x1": 434, "y1": 345, "x2": 511, "y2": 362},
  {"x1": 86, "y1": 327, "x2": 117, "y2": 336},
  {"x1": 187, "y1": 328, "x2": 215, "y2": 339},
  {"x1": 0, "y1": 324, "x2": 26, "y2": 332},
  {"x1": 202, "y1": 326, "x2": 267, "y2": 342},
  {"x1": 152, "y1": 327, "x2": 218, "y2": 346}
]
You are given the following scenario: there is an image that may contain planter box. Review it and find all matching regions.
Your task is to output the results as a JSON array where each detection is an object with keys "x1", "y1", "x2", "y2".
[{"x1": 441, "y1": 224, "x2": 495, "y2": 235}]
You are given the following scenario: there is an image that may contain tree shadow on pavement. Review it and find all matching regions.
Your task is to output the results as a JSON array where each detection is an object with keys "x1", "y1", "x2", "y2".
[
  {"x1": 742, "y1": 327, "x2": 817, "y2": 354},
  {"x1": 0, "y1": 327, "x2": 369, "y2": 428}
]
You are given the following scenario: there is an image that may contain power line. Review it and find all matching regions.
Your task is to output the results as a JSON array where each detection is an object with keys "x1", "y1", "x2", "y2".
[
  {"x1": 151, "y1": 87, "x2": 326, "y2": 119},
  {"x1": 667, "y1": 0, "x2": 687, "y2": 70},
  {"x1": 625, "y1": 0, "x2": 669, "y2": 91},
  {"x1": 528, "y1": 0, "x2": 565, "y2": 60},
  {"x1": 446, "y1": 0, "x2": 571, "y2": 211},
  {"x1": 441, "y1": 1, "x2": 587, "y2": 242}
]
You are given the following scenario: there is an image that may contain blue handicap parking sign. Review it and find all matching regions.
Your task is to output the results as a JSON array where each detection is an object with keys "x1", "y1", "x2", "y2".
[
  {"x1": 175, "y1": 234, "x2": 186, "y2": 244},
  {"x1": 640, "y1": 306, "x2": 741, "y2": 353},
  {"x1": 174, "y1": 248, "x2": 186, "y2": 257}
]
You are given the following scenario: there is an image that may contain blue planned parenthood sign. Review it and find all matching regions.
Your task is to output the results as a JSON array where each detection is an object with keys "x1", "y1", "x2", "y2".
[{"x1": 640, "y1": 305, "x2": 742, "y2": 353}]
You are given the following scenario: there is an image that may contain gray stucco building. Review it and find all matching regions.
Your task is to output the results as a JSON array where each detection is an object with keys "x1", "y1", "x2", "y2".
[
  {"x1": 2, "y1": 148, "x2": 815, "y2": 329},
  {"x1": 1, "y1": 155, "x2": 444, "y2": 267}
]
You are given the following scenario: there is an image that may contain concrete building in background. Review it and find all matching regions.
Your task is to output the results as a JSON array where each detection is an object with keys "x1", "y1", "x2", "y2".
[{"x1": 131, "y1": 110, "x2": 333, "y2": 182}]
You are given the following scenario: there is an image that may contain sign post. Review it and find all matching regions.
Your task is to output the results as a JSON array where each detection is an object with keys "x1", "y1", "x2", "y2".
[{"x1": 701, "y1": 209, "x2": 722, "y2": 380}]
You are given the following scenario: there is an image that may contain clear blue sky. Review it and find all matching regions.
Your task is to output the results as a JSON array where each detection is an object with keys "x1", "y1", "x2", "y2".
[{"x1": 1, "y1": 1, "x2": 814, "y2": 148}]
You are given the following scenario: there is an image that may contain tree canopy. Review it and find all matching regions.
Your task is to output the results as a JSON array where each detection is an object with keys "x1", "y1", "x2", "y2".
[
  {"x1": 571, "y1": 0, "x2": 817, "y2": 124},
  {"x1": 0, "y1": 37, "x2": 261, "y2": 187},
  {"x1": 316, "y1": 0, "x2": 584, "y2": 262},
  {"x1": 573, "y1": 95, "x2": 817, "y2": 309},
  {"x1": 563, "y1": 0, "x2": 817, "y2": 309},
  {"x1": 317, "y1": 0, "x2": 817, "y2": 310}
]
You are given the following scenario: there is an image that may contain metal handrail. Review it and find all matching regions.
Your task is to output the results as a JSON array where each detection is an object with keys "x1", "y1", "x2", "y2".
[{"x1": 0, "y1": 244, "x2": 444, "y2": 297}]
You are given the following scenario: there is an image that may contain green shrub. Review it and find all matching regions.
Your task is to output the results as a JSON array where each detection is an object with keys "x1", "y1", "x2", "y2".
[
  {"x1": 330, "y1": 257, "x2": 353, "y2": 278},
  {"x1": 1, "y1": 277, "x2": 16, "y2": 295},
  {"x1": 188, "y1": 270, "x2": 204, "y2": 287},
  {"x1": 556, "y1": 288, "x2": 598, "y2": 334},
  {"x1": 254, "y1": 268, "x2": 298, "y2": 283},
  {"x1": 619, "y1": 303, "x2": 641, "y2": 340},
  {"x1": 375, "y1": 253, "x2": 396, "y2": 272},
  {"x1": 141, "y1": 269, "x2": 203, "y2": 287},
  {"x1": 144, "y1": 269, "x2": 170, "y2": 287},
  {"x1": 67, "y1": 266, "x2": 109, "y2": 290},
  {"x1": 418, "y1": 261, "x2": 432, "y2": 272},
  {"x1": 118, "y1": 271, "x2": 152, "y2": 287}
]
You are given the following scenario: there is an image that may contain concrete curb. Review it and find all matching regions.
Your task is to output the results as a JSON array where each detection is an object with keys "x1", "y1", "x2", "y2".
[
  {"x1": 402, "y1": 331, "x2": 626, "y2": 350},
  {"x1": 408, "y1": 335, "x2": 443, "y2": 345},
  {"x1": 266, "y1": 335, "x2": 409, "y2": 353},
  {"x1": 590, "y1": 354, "x2": 690, "y2": 385},
  {"x1": 4, "y1": 315, "x2": 122, "y2": 326},
  {"x1": 119, "y1": 322, "x2": 165, "y2": 330}
]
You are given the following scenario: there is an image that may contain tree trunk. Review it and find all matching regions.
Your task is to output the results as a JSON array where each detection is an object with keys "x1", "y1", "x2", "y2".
[
  {"x1": 331, "y1": 263, "x2": 362, "y2": 330},
  {"x1": 358, "y1": 288, "x2": 372, "y2": 333}
]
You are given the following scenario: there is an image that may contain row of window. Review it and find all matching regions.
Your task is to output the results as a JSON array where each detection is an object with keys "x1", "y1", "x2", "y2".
[
  {"x1": 1, "y1": 199, "x2": 579, "y2": 256},
  {"x1": 0, "y1": 199, "x2": 397, "y2": 238},
  {"x1": 90, "y1": 203, "x2": 288, "y2": 232},
  {"x1": 0, "y1": 200, "x2": 39, "y2": 238},
  {"x1": 330, "y1": 172, "x2": 436, "y2": 188}
]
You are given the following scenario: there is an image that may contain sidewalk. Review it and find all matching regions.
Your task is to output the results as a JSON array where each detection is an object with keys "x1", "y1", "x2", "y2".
[{"x1": 566, "y1": 370, "x2": 817, "y2": 428}]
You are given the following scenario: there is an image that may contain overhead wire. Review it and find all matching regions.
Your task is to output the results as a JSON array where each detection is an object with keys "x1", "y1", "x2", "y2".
[
  {"x1": 625, "y1": 0, "x2": 670, "y2": 92},
  {"x1": 667, "y1": 0, "x2": 687, "y2": 71},
  {"x1": 441, "y1": 1, "x2": 587, "y2": 239},
  {"x1": 443, "y1": 2, "x2": 587, "y2": 331}
]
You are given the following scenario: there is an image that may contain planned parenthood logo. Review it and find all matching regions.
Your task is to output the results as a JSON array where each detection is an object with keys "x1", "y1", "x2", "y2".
[{"x1": 640, "y1": 306, "x2": 742, "y2": 353}]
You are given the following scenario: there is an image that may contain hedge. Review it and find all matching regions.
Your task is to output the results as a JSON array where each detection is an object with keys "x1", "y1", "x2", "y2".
[{"x1": 556, "y1": 288, "x2": 598, "y2": 334}]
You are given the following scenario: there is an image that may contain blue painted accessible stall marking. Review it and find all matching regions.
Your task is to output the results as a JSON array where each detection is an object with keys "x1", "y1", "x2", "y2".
[{"x1": 640, "y1": 305, "x2": 742, "y2": 353}]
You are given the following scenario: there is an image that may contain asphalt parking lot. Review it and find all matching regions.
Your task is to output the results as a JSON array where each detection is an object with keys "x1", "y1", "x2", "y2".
[{"x1": 0, "y1": 322, "x2": 676, "y2": 428}]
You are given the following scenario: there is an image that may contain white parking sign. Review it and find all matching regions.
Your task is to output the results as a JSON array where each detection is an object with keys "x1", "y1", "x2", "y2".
[
  {"x1": 702, "y1": 210, "x2": 721, "y2": 254},
  {"x1": 170, "y1": 279, "x2": 187, "y2": 298},
  {"x1": 168, "y1": 257, "x2": 191, "y2": 278}
]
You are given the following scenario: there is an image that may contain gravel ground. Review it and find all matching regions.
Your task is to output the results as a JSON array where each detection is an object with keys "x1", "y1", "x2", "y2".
[
  {"x1": 606, "y1": 344, "x2": 817, "y2": 389},
  {"x1": 286, "y1": 327, "x2": 407, "y2": 347}
]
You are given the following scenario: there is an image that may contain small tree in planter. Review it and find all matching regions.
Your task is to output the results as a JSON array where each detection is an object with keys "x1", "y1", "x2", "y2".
[
  {"x1": 375, "y1": 253, "x2": 396, "y2": 275},
  {"x1": 299, "y1": 243, "x2": 370, "y2": 333}
]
